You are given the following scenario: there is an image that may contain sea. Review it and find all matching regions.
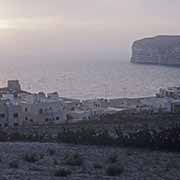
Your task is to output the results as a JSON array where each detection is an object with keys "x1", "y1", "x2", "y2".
[{"x1": 0, "y1": 60, "x2": 180, "y2": 99}]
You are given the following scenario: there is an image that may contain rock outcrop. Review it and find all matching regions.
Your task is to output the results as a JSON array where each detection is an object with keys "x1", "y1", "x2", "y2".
[{"x1": 131, "y1": 35, "x2": 180, "y2": 66}]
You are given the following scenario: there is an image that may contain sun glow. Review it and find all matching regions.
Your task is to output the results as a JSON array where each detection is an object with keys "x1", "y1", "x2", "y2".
[
  {"x1": 0, "y1": 17, "x2": 62, "y2": 30},
  {"x1": 0, "y1": 20, "x2": 14, "y2": 29}
]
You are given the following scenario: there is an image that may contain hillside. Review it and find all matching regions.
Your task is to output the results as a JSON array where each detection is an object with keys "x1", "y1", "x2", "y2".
[
  {"x1": 0, "y1": 142, "x2": 179, "y2": 179},
  {"x1": 131, "y1": 35, "x2": 180, "y2": 66}
]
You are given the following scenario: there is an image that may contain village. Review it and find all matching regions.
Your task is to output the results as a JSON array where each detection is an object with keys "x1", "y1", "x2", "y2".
[{"x1": 0, "y1": 80, "x2": 179, "y2": 128}]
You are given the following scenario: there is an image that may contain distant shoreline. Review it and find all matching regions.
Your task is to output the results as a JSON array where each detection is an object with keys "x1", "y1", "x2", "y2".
[{"x1": 131, "y1": 61, "x2": 180, "y2": 68}]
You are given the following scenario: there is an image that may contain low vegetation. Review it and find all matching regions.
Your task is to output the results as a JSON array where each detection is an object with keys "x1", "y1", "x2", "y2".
[
  {"x1": 9, "y1": 160, "x2": 19, "y2": 169},
  {"x1": 106, "y1": 164, "x2": 124, "y2": 176},
  {"x1": 53, "y1": 159, "x2": 59, "y2": 165},
  {"x1": 108, "y1": 153, "x2": 119, "y2": 164},
  {"x1": 93, "y1": 163, "x2": 103, "y2": 169},
  {"x1": 47, "y1": 148, "x2": 56, "y2": 156},
  {"x1": 64, "y1": 152, "x2": 83, "y2": 166},
  {"x1": 54, "y1": 168, "x2": 72, "y2": 177},
  {"x1": 0, "y1": 142, "x2": 179, "y2": 179},
  {"x1": 1, "y1": 115, "x2": 180, "y2": 152},
  {"x1": 23, "y1": 153, "x2": 44, "y2": 163},
  {"x1": 57, "y1": 125, "x2": 180, "y2": 152}
]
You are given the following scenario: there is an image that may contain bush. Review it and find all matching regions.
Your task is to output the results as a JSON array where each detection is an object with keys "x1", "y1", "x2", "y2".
[
  {"x1": 8, "y1": 132, "x2": 23, "y2": 141},
  {"x1": 108, "y1": 154, "x2": 118, "y2": 164},
  {"x1": 47, "y1": 148, "x2": 56, "y2": 156},
  {"x1": 106, "y1": 164, "x2": 124, "y2": 176},
  {"x1": 93, "y1": 163, "x2": 103, "y2": 169},
  {"x1": 0, "y1": 131, "x2": 8, "y2": 141},
  {"x1": 23, "y1": 153, "x2": 43, "y2": 163},
  {"x1": 53, "y1": 159, "x2": 59, "y2": 165},
  {"x1": 9, "y1": 160, "x2": 19, "y2": 169},
  {"x1": 58, "y1": 128, "x2": 115, "y2": 146},
  {"x1": 64, "y1": 152, "x2": 83, "y2": 166},
  {"x1": 54, "y1": 168, "x2": 72, "y2": 177}
]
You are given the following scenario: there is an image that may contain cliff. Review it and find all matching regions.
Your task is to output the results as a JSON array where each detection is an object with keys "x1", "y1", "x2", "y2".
[{"x1": 131, "y1": 35, "x2": 180, "y2": 66}]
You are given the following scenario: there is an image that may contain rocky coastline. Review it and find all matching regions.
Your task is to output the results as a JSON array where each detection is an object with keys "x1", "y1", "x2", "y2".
[{"x1": 131, "y1": 35, "x2": 180, "y2": 66}]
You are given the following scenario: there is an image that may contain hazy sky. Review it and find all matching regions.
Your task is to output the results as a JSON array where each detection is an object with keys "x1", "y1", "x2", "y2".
[{"x1": 0, "y1": 0, "x2": 179, "y2": 64}]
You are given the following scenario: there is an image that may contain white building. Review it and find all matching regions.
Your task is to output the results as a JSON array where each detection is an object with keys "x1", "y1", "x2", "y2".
[
  {"x1": 18, "y1": 92, "x2": 66, "y2": 126},
  {"x1": 109, "y1": 98, "x2": 141, "y2": 109},
  {"x1": 157, "y1": 87, "x2": 180, "y2": 99},
  {"x1": 139, "y1": 97, "x2": 172, "y2": 113},
  {"x1": 109, "y1": 97, "x2": 173, "y2": 113},
  {"x1": 67, "y1": 110, "x2": 91, "y2": 122},
  {"x1": 0, "y1": 80, "x2": 66, "y2": 127},
  {"x1": 81, "y1": 99, "x2": 109, "y2": 110}
]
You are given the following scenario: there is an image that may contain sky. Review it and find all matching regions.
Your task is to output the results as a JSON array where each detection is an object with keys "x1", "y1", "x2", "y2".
[{"x1": 0, "y1": 0, "x2": 179, "y2": 64}]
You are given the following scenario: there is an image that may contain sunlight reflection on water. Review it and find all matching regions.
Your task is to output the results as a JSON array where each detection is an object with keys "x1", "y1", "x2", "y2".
[{"x1": 0, "y1": 61, "x2": 180, "y2": 99}]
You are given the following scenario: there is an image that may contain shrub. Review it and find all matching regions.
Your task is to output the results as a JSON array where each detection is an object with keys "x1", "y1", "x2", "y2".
[
  {"x1": 0, "y1": 131, "x2": 8, "y2": 141},
  {"x1": 8, "y1": 132, "x2": 24, "y2": 141},
  {"x1": 23, "y1": 153, "x2": 43, "y2": 163},
  {"x1": 165, "y1": 160, "x2": 179, "y2": 171},
  {"x1": 64, "y1": 152, "x2": 83, "y2": 166},
  {"x1": 93, "y1": 163, "x2": 103, "y2": 169},
  {"x1": 54, "y1": 168, "x2": 72, "y2": 177},
  {"x1": 106, "y1": 164, "x2": 124, "y2": 176},
  {"x1": 9, "y1": 160, "x2": 19, "y2": 169},
  {"x1": 47, "y1": 148, "x2": 56, "y2": 156},
  {"x1": 29, "y1": 166, "x2": 44, "y2": 172},
  {"x1": 53, "y1": 159, "x2": 59, "y2": 165},
  {"x1": 108, "y1": 154, "x2": 118, "y2": 164}
]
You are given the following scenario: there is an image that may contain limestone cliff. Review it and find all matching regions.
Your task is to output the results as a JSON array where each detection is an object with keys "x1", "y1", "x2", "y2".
[{"x1": 131, "y1": 36, "x2": 180, "y2": 66}]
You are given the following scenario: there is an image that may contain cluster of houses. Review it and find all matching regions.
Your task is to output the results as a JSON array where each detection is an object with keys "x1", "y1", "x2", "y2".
[
  {"x1": 0, "y1": 80, "x2": 65, "y2": 127},
  {"x1": 157, "y1": 87, "x2": 180, "y2": 99},
  {"x1": 0, "y1": 80, "x2": 124, "y2": 128},
  {"x1": 0, "y1": 80, "x2": 179, "y2": 128},
  {"x1": 156, "y1": 87, "x2": 180, "y2": 113}
]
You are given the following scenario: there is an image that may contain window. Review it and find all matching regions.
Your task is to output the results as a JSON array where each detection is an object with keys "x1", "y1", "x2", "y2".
[
  {"x1": 66, "y1": 114, "x2": 73, "y2": 121},
  {"x1": 25, "y1": 117, "x2": 28, "y2": 121},
  {"x1": 25, "y1": 108, "x2": 28, "y2": 112},
  {"x1": 4, "y1": 123, "x2": 8, "y2": 127},
  {"x1": 14, "y1": 123, "x2": 19, "y2": 126},
  {"x1": 30, "y1": 119, "x2": 33, "y2": 122},
  {"x1": 45, "y1": 118, "x2": 49, "y2": 122},
  {"x1": 39, "y1": 109, "x2": 43, "y2": 114},
  {"x1": 56, "y1": 116, "x2": 60, "y2": 120},
  {"x1": 13, "y1": 113, "x2": 18, "y2": 118}
]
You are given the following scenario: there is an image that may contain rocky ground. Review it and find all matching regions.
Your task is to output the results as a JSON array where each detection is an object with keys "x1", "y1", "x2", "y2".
[{"x1": 0, "y1": 143, "x2": 179, "y2": 180}]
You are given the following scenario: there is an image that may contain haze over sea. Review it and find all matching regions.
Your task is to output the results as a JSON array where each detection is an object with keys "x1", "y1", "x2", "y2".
[{"x1": 0, "y1": 59, "x2": 180, "y2": 99}]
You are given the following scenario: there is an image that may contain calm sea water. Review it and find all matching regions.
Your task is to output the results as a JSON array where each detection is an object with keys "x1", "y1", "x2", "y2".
[{"x1": 0, "y1": 60, "x2": 180, "y2": 99}]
